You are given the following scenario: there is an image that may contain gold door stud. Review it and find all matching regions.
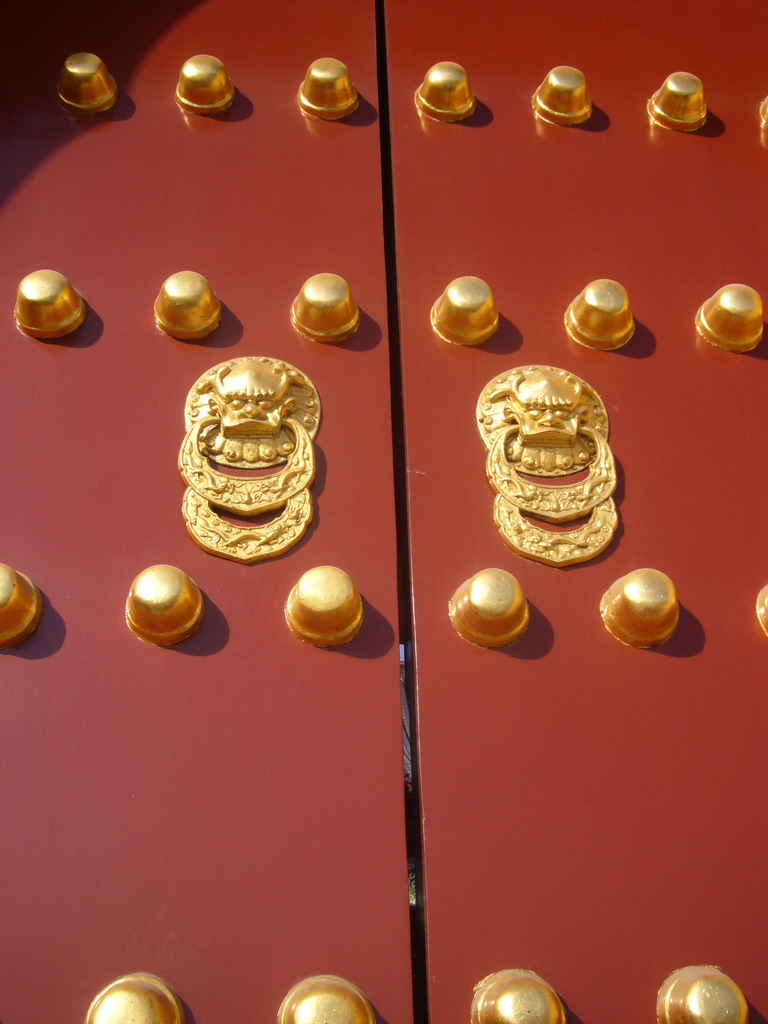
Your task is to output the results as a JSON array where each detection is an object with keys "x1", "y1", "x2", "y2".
[
  {"x1": 415, "y1": 62, "x2": 475, "y2": 122},
  {"x1": 532, "y1": 65, "x2": 591, "y2": 126},
  {"x1": 298, "y1": 58, "x2": 359, "y2": 120},
  {"x1": 57, "y1": 53, "x2": 117, "y2": 114}
]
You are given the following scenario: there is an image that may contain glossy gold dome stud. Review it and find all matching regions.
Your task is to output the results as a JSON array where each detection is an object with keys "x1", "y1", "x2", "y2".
[
  {"x1": 472, "y1": 969, "x2": 566, "y2": 1024},
  {"x1": 756, "y1": 584, "x2": 768, "y2": 636},
  {"x1": 656, "y1": 966, "x2": 748, "y2": 1024},
  {"x1": 565, "y1": 279, "x2": 635, "y2": 350},
  {"x1": 600, "y1": 568, "x2": 679, "y2": 648},
  {"x1": 285, "y1": 566, "x2": 364, "y2": 647},
  {"x1": 14, "y1": 269, "x2": 86, "y2": 339},
  {"x1": 57, "y1": 52, "x2": 117, "y2": 114},
  {"x1": 176, "y1": 54, "x2": 234, "y2": 115},
  {"x1": 532, "y1": 65, "x2": 591, "y2": 126},
  {"x1": 431, "y1": 276, "x2": 498, "y2": 346},
  {"x1": 298, "y1": 58, "x2": 359, "y2": 120},
  {"x1": 648, "y1": 72, "x2": 707, "y2": 131},
  {"x1": 278, "y1": 975, "x2": 375, "y2": 1024},
  {"x1": 449, "y1": 569, "x2": 529, "y2": 648},
  {"x1": 415, "y1": 62, "x2": 475, "y2": 122},
  {"x1": 86, "y1": 973, "x2": 185, "y2": 1024},
  {"x1": 154, "y1": 271, "x2": 221, "y2": 340},
  {"x1": 126, "y1": 565, "x2": 204, "y2": 646},
  {"x1": 290, "y1": 273, "x2": 360, "y2": 342},
  {"x1": 695, "y1": 284, "x2": 763, "y2": 352},
  {"x1": 759, "y1": 96, "x2": 768, "y2": 127},
  {"x1": 0, "y1": 564, "x2": 42, "y2": 650}
]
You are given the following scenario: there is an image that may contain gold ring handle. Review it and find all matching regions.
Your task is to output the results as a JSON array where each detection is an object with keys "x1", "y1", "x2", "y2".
[
  {"x1": 487, "y1": 424, "x2": 615, "y2": 522},
  {"x1": 180, "y1": 417, "x2": 315, "y2": 515}
]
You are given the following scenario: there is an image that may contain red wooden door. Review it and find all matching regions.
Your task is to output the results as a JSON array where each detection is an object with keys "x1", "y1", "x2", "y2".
[
  {"x1": 4, "y1": 2, "x2": 768, "y2": 1022},
  {"x1": 0, "y1": 2, "x2": 413, "y2": 1022},
  {"x1": 385, "y1": 0, "x2": 768, "y2": 1022}
]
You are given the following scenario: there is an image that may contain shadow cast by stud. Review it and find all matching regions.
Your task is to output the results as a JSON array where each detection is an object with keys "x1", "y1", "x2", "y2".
[
  {"x1": 217, "y1": 88, "x2": 254, "y2": 122},
  {"x1": 26, "y1": 303, "x2": 104, "y2": 349},
  {"x1": 177, "y1": 302, "x2": 243, "y2": 349},
  {"x1": 744, "y1": 323, "x2": 768, "y2": 360},
  {"x1": 460, "y1": 98, "x2": 493, "y2": 127},
  {"x1": 300, "y1": 95, "x2": 378, "y2": 136},
  {"x1": 576, "y1": 103, "x2": 610, "y2": 132},
  {"x1": 499, "y1": 599, "x2": 554, "y2": 660},
  {"x1": 372, "y1": 1002, "x2": 392, "y2": 1024},
  {"x1": 480, "y1": 313, "x2": 523, "y2": 355},
  {"x1": 3, "y1": 589, "x2": 66, "y2": 660},
  {"x1": 316, "y1": 597, "x2": 395, "y2": 660},
  {"x1": 607, "y1": 317, "x2": 656, "y2": 359},
  {"x1": 294, "y1": 310, "x2": 381, "y2": 355},
  {"x1": 747, "y1": 1003, "x2": 768, "y2": 1024},
  {"x1": 66, "y1": 90, "x2": 137, "y2": 128},
  {"x1": 560, "y1": 997, "x2": 588, "y2": 1024},
  {"x1": 344, "y1": 95, "x2": 378, "y2": 127},
  {"x1": 166, "y1": 591, "x2": 229, "y2": 657},
  {"x1": 343, "y1": 309, "x2": 381, "y2": 352},
  {"x1": 695, "y1": 108, "x2": 725, "y2": 137},
  {"x1": 649, "y1": 602, "x2": 705, "y2": 657}
]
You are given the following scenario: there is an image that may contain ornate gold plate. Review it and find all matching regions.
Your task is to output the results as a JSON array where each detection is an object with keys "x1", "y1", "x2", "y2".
[
  {"x1": 477, "y1": 365, "x2": 618, "y2": 566},
  {"x1": 179, "y1": 357, "x2": 320, "y2": 563}
]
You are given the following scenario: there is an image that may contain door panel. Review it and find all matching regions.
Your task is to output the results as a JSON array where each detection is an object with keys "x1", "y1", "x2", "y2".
[
  {"x1": 0, "y1": 2, "x2": 412, "y2": 1022},
  {"x1": 386, "y1": 1, "x2": 768, "y2": 1021}
]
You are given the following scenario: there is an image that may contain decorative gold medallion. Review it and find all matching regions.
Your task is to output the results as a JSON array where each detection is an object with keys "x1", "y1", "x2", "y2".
[
  {"x1": 477, "y1": 365, "x2": 618, "y2": 566},
  {"x1": 179, "y1": 357, "x2": 320, "y2": 563}
]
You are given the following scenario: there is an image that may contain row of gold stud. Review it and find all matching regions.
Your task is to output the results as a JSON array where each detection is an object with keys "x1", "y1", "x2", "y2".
[
  {"x1": 450, "y1": 568, "x2": 768, "y2": 649},
  {"x1": 56, "y1": 52, "x2": 768, "y2": 132},
  {"x1": 57, "y1": 53, "x2": 361, "y2": 119},
  {"x1": 13, "y1": 267, "x2": 764, "y2": 354},
  {"x1": 80, "y1": 964, "x2": 750, "y2": 1024},
  {"x1": 0, "y1": 562, "x2": 364, "y2": 650},
  {"x1": 12, "y1": 269, "x2": 360, "y2": 343},
  {"x1": 433, "y1": 276, "x2": 765, "y2": 352},
  {"x1": 3, "y1": 559, "x2": 766, "y2": 652}
]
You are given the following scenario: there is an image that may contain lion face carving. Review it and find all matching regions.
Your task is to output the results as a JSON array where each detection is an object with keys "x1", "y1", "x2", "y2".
[
  {"x1": 506, "y1": 367, "x2": 584, "y2": 443},
  {"x1": 184, "y1": 356, "x2": 320, "y2": 470},
  {"x1": 212, "y1": 359, "x2": 300, "y2": 439}
]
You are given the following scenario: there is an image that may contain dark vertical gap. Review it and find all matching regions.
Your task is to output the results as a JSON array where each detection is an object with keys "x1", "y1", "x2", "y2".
[{"x1": 374, "y1": 2, "x2": 429, "y2": 1023}]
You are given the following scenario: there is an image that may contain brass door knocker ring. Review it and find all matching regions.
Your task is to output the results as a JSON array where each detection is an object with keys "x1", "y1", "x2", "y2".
[
  {"x1": 487, "y1": 424, "x2": 615, "y2": 523},
  {"x1": 180, "y1": 416, "x2": 315, "y2": 515},
  {"x1": 494, "y1": 494, "x2": 619, "y2": 566}
]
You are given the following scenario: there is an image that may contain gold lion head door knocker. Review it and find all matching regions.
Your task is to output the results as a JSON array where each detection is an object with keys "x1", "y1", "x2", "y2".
[
  {"x1": 477, "y1": 365, "x2": 618, "y2": 566},
  {"x1": 179, "y1": 357, "x2": 320, "y2": 563}
]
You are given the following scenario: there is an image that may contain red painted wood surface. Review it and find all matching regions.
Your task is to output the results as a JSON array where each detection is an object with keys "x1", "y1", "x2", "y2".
[
  {"x1": 386, "y1": 1, "x2": 768, "y2": 1022},
  {"x1": 0, "y1": 2, "x2": 412, "y2": 1022}
]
